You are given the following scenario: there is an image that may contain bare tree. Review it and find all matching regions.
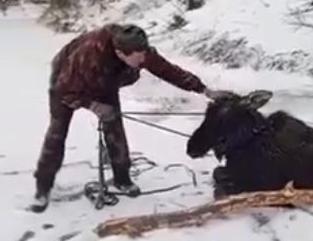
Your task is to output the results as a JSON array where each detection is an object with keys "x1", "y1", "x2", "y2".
[{"x1": 288, "y1": 0, "x2": 313, "y2": 30}]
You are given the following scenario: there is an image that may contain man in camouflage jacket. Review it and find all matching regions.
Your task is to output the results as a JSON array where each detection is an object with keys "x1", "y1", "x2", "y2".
[{"x1": 31, "y1": 24, "x2": 230, "y2": 212}]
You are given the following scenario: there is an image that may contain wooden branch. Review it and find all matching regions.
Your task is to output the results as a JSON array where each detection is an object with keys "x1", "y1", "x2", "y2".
[{"x1": 96, "y1": 182, "x2": 313, "y2": 238}]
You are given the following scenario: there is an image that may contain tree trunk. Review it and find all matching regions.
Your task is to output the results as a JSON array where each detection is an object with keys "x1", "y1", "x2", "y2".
[{"x1": 96, "y1": 182, "x2": 313, "y2": 238}]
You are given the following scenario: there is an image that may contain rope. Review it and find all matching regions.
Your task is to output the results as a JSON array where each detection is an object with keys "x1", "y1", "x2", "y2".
[
  {"x1": 122, "y1": 112, "x2": 214, "y2": 158},
  {"x1": 109, "y1": 183, "x2": 191, "y2": 196},
  {"x1": 122, "y1": 114, "x2": 191, "y2": 138},
  {"x1": 0, "y1": 111, "x2": 208, "y2": 177},
  {"x1": 52, "y1": 183, "x2": 192, "y2": 203},
  {"x1": 123, "y1": 111, "x2": 204, "y2": 116},
  {"x1": 84, "y1": 116, "x2": 203, "y2": 208}
]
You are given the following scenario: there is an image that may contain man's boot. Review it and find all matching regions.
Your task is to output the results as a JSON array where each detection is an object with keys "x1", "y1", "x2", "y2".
[
  {"x1": 112, "y1": 165, "x2": 141, "y2": 197},
  {"x1": 114, "y1": 182, "x2": 141, "y2": 197},
  {"x1": 30, "y1": 182, "x2": 50, "y2": 213}
]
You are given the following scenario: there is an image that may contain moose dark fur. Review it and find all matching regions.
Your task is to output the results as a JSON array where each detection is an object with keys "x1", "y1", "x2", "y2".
[{"x1": 187, "y1": 90, "x2": 313, "y2": 198}]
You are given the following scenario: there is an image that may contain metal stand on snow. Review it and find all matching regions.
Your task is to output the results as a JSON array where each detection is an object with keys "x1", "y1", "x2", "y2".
[{"x1": 84, "y1": 120, "x2": 119, "y2": 209}]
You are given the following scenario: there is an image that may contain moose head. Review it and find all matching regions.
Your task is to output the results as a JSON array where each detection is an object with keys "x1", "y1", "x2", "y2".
[{"x1": 187, "y1": 90, "x2": 273, "y2": 160}]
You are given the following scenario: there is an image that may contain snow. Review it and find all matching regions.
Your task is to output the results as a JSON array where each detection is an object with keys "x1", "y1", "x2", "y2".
[
  {"x1": 1, "y1": 1, "x2": 313, "y2": 241},
  {"x1": 186, "y1": 0, "x2": 313, "y2": 53}
]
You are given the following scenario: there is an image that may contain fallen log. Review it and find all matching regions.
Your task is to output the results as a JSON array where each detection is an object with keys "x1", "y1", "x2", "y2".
[{"x1": 96, "y1": 182, "x2": 313, "y2": 238}]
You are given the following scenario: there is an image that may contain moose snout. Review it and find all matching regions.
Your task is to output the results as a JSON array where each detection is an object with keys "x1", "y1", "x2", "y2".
[
  {"x1": 187, "y1": 150, "x2": 199, "y2": 158},
  {"x1": 186, "y1": 143, "x2": 202, "y2": 158}
]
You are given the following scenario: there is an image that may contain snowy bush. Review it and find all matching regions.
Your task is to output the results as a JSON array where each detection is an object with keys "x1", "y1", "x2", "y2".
[
  {"x1": 167, "y1": 14, "x2": 188, "y2": 31},
  {"x1": 181, "y1": 32, "x2": 264, "y2": 69},
  {"x1": 180, "y1": 31, "x2": 313, "y2": 76},
  {"x1": 38, "y1": 0, "x2": 82, "y2": 32},
  {"x1": 261, "y1": 50, "x2": 313, "y2": 75},
  {"x1": 185, "y1": 0, "x2": 204, "y2": 10},
  {"x1": 0, "y1": 0, "x2": 20, "y2": 15},
  {"x1": 38, "y1": 0, "x2": 114, "y2": 32},
  {"x1": 37, "y1": 0, "x2": 198, "y2": 33}
]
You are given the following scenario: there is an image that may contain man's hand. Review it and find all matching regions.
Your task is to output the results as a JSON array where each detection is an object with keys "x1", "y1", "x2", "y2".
[
  {"x1": 88, "y1": 101, "x2": 118, "y2": 122},
  {"x1": 203, "y1": 88, "x2": 235, "y2": 100}
]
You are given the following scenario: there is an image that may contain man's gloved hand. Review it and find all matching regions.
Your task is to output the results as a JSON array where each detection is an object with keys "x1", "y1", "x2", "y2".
[
  {"x1": 203, "y1": 88, "x2": 235, "y2": 100},
  {"x1": 88, "y1": 101, "x2": 118, "y2": 121}
]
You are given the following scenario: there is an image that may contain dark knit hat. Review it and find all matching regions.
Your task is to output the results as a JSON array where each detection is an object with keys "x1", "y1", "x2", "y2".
[{"x1": 112, "y1": 24, "x2": 149, "y2": 53}]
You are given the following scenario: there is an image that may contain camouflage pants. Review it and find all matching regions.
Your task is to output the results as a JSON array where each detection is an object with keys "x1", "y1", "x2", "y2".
[{"x1": 34, "y1": 91, "x2": 132, "y2": 193}]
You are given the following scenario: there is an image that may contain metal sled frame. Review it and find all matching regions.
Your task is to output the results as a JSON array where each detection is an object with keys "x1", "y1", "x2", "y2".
[{"x1": 84, "y1": 120, "x2": 119, "y2": 209}]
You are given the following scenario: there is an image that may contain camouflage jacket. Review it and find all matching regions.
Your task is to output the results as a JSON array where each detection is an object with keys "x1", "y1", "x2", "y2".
[{"x1": 50, "y1": 24, "x2": 206, "y2": 108}]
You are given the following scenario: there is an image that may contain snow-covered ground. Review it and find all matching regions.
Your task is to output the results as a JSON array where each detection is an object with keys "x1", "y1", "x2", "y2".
[{"x1": 1, "y1": 1, "x2": 313, "y2": 241}]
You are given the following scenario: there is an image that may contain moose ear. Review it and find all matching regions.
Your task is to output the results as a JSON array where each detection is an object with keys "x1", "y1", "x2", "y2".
[{"x1": 240, "y1": 90, "x2": 273, "y2": 109}]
